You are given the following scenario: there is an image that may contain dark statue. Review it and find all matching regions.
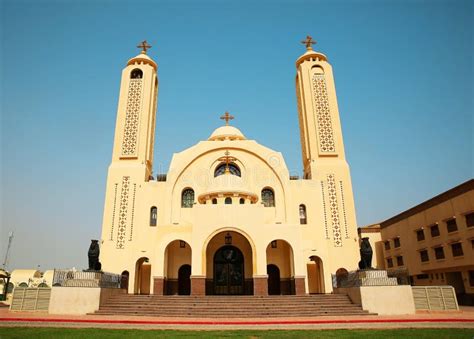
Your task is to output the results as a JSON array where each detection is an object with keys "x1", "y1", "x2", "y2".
[
  {"x1": 358, "y1": 237, "x2": 373, "y2": 269},
  {"x1": 87, "y1": 239, "x2": 102, "y2": 271}
]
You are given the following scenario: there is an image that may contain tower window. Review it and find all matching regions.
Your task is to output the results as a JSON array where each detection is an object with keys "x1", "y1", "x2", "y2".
[
  {"x1": 261, "y1": 188, "x2": 275, "y2": 207},
  {"x1": 225, "y1": 197, "x2": 232, "y2": 205},
  {"x1": 212, "y1": 198, "x2": 217, "y2": 204},
  {"x1": 239, "y1": 198, "x2": 245, "y2": 204},
  {"x1": 299, "y1": 204, "x2": 307, "y2": 224},
  {"x1": 130, "y1": 69, "x2": 143, "y2": 79},
  {"x1": 214, "y1": 163, "x2": 241, "y2": 177},
  {"x1": 182, "y1": 189, "x2": 194, "y2": 208},
  {"x1": 150, "y1": 206, "x2": 157, "y2": 226}
]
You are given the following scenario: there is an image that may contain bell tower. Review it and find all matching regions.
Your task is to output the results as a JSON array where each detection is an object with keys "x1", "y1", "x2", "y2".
[
  {"x1": 295, "y1": 36, "x2": 358, "y2": 257},
  {"x1": 111, "y1": 40, "x2": 158, "y2": 179}
]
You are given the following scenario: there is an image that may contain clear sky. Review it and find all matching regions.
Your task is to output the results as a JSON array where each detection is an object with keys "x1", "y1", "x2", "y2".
[{"x1": 1, "y1": 0, "x2": 472, "y2": 271}]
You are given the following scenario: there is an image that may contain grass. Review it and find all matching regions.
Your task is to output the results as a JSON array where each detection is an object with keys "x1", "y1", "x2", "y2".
[{"x1": 0, "y1": 328, "x2": 473, "y2": 338}]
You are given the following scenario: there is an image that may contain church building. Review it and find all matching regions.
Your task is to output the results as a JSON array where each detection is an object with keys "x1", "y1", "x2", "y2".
[{"x1": 99, "y1": 38, "x2": 360, "y2": 296}]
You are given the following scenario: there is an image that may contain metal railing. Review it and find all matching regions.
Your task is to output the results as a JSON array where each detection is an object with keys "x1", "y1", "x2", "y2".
[
  {"x1": 52, "y1": 270, "x2": 121, "y2": 288},
  {"x1": 332, "y1": 268, "x2": 410, "y2": 288}
]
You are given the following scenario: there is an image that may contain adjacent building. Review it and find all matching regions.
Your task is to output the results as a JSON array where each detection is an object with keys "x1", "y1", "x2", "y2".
[{"x1": 377, "y1": 179, "x2": 474, "y2": 305}]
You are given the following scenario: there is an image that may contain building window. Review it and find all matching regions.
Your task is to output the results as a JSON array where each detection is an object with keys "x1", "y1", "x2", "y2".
[
  {"x1": 420, "y1": 250, "x2": 429, "y2": 262},
  {"x1": 416, "y1": 229, "x2": 425, "y2": 241},
  {"x1": 225, "y1": 197, "x2": 232, "y2": 205},
  {"x1": 214, "y1": 163, "x2": 241, "y2": 177},
  {"x1": 430, "y1": 224, "x2": 440, "y2": 237},
  {"x1": 239, "y1": 198, "x2": 245, "y2": 204},
  {"x1": 150, "y1": 206, "x2": 157, "y2": 226},
  {"x1": 434, "y1": 246, "x2": 445, "y2": 260},
  {"x1": 261, "y1": 188, "x2": 275, "y2": 207},
  {"x1": 446, "y1": 218, "x2": 458, "y2": 233},
  {"x1": 465, "y1": 212, "x2": 474, "y2": 228},
  {"x1": 384, "y1": 241, "x2": 390, "y2": 250},
  {"x1": 469, "y1": 271, "x2": 474, "y2": 287},
  {"x1": 387, "y1": 258, "x2": 393, "y2": 268},
  {"x1": 181, "y1": 189, "x2": 194, "y2": 208},
  {"x1": 396, "y1": 256, "x2": 404, "y2": 266},
  {"x1": 212, "y1": 198, "x2": 217, "y2": 204},
  {"x1": 299, "y1": 204, "x2": 307, "y2": 224},
  {"x1": 416, "y1": 274, "x2": 429, "y2": 279},
  {"x1": 394, "y1": 237, "x2": 401, "y2": 248},
  {"x1": 130, "y1": 68, "x2": 143, "y2": 79},
  {"x1": 451, "y1": 242, "x2": 463, "y2": 257}
]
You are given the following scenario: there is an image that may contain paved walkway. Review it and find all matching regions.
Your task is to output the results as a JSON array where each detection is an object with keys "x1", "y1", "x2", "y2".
[{"x1": 1, "y1": 308, "x2": 474, "y2": 330}]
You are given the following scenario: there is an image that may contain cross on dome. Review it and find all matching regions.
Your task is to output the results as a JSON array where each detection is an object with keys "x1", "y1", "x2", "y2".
[
  {"x1": 301, "y1": 35, "x2": 316, "y2": 51},
  {"x1": 137, "y1": 40, "x2": 152, "y2": 54},
  {"x1": 220, "y1": 111, "x2": 234, "y2": 126}
]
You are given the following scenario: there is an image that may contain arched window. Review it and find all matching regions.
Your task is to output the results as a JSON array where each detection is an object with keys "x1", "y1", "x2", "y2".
[
  {"x1": 181, "y1": 189, "x2": 194, "y2": 208},
  {"x1": 261, "y1": 188, "x2": 275, "y2": 207},
  {"x1": 214, "y1": 163, "x2": 241, "y2": 177},
  {"x1": 299, "y1": 204, "x2": 307, "y2": 224},
  {"x1": 212, "y1": 198, "x2": 217, "y2": 204},
  {"x1": 225, "y1": 197, "x2": 232, "y2": 204},
  {"x1": 19, "y1": 282, "x2": 28, "y2": 287},
  {"x1": 239, "y1": 198, "x2": 245, "y2": 204},
  {"x1": 150, "y1": 206, "x2": 157, "y2": 226},
  {"x1": 130, "y1": 69, "x2": 143, "y2": 79}
]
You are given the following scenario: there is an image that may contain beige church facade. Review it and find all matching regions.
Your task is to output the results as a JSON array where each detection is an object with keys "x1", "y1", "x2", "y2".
[{"x1": 99, "y1": 38, "x2": 360, "y2": 296}]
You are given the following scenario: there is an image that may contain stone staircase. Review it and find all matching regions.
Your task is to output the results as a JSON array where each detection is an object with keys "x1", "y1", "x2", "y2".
[{"x1": 93, "y1": 294, "x2": 374, "y2": 318}]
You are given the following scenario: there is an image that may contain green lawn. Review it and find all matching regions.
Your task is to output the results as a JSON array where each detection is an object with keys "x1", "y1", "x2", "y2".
[{"x1": 0, "y1": 328, "x2": 473, "y2": 338}]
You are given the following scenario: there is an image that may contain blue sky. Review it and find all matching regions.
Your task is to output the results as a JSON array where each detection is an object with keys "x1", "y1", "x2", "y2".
[{"x1": 1, "y1": 0, "x2": 472, "y2": 270}]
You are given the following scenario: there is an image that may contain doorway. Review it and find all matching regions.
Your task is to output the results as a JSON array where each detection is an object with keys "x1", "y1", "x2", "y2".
[
  {"x1": 214, "y1": 245, "x2": 244, "y2": 295},
  {"x1": 267, "y1": 264, "x2": 281, "y2": 295},
  {"x1": 178, "y1": 264, "x2": 191, "y2": 295}
]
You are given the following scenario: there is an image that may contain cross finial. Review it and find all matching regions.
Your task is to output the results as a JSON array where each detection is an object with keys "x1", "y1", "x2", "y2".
[
  {"x1": 301, "y1": 35, "x2": 316, "y2": 51},
  {"x1": 218, "y1": 150, "x2": 237, "y2": 174},
  {"x1": 220, "y1": 111, "x2": 234, "y2": 126},
  {"x1": 137, "y1": 40, "x2": 152, "y2": 54}
]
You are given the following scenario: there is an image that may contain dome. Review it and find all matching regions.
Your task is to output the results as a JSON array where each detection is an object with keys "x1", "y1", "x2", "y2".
[
  {"x1": 127, "y1": 53, "x2": 157, "y2": 70},
  {"x1": 209, "y1": 126, "x2": 246, "y2": 141},
  {"x1": 198, "y1": 174, "x2": 258, "y2": 204},
  {"x1": 295, "y1": 49, "x2": 328, "y2": 68}
]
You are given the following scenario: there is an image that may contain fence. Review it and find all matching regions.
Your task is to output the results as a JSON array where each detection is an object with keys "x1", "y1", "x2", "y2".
[
  {"x1": 52, "y1": 270, "x2": 121, "y2": 288},
  {"x1": 332, "y1": 268, "x2": 410, "y2": 288},
  {"x1": 10, "y1": 287, "x2": 51, "y2": 311},
  {"x1": 412, "y1": 286, "x2": 458, "y2": 310}
]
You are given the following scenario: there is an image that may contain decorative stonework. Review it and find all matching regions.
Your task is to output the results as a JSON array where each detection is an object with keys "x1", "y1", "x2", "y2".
[
  {"x1": 121, "y1": 79, "x2": 142, "y2": 157},
  {"x1": 116, "y1": 176, "x2": 130, "y2": 249},
  {"x1": 129, "y1": 183, "x2": 137, "y2": 241},
  {"x1": 339, "y1": 181, "x2": 349, "y2": 239},
  {"x1": 110, "y1": 183, "x2": 118, "y2": 241},
  {"x1": 312, "y1": 74, "x2": 336, "y2": 154},
  {"x1": 327, "y1": 174, "x2": 342, "y2": 247},
  {"x1": 320, "y1": 181, "x2": 330, "y2": 239}
]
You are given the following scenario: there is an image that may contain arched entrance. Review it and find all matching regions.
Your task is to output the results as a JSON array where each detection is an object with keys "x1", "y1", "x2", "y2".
[
  {"x1": 335, "y1": 268, "x2": 348, "y2": 288},
  {"x1": 178, "y1": 264, "x2": 191, "y2": 295},
  {"x1": 307, "y1": 256, "x2": 325, "y2": 293},
  {"x1": 164, "y1": 240, "x2": 191, "y2": 295},
  {"x1": 214, "y1": 246, "x2": 244, "y2": 295},
  {"x1": 134, "y1": 257, "x2": 151, "y2": 295},
  {"x1": 266, "y1": 240, "x2": 295, "y2": 295},
  {"x1": 205, "y1": 230, "x2": 254, "y2": 295},
  {"x1": 121, "y1": 270, "x2": 129, "y2": 291},
  {"x1": 267, "y1": 264, "x2": 281, "y2": 295}
]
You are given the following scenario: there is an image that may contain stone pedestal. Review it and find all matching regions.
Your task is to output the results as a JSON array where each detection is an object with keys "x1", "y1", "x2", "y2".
[
  {"x1": 191, "y1": 276, "x2": 206, "y2": 296},
  {"x1": 253, "y1": 275, "x2": 268, "y2": 296},
  {"x1": 294, "y1": 276, "x2": 306, "y2": 295},
  {"x1": 153, "y1": 277, "x2": 164, "y2": 295}
]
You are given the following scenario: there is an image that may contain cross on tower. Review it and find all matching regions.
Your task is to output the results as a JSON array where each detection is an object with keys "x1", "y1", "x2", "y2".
[
  {"x1": 301, "y1": 35, "x2": 316, "y2": 50},
  {"x1": 137, "y1": 40, "x2": 152, "y2": 54},
  {"x1": 218, "y1": 150, "x2": 237, "y2": 174},
  {"x1": 220, "y1": 111, "x2": 234, "y2": 126}
]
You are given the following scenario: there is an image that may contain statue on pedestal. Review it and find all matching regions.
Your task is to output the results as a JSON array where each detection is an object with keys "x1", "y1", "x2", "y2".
[
  {"x1": 358, "y1": 237, "x2": 373, "y2": 270},
  {"x1": 87, "y1": 239, "x2": 102, "y2": 271}
]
